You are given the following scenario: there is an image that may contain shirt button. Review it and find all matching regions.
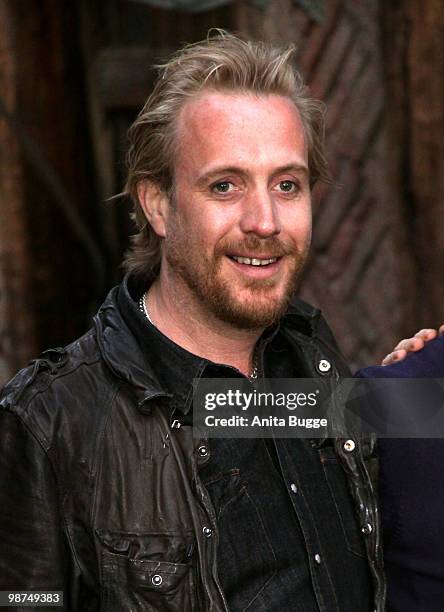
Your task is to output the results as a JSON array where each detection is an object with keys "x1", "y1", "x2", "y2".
[
  {"x1": 202, "y1": 526, "x2": 213, "y2": 538},
  {"x1": 151, "y1": 574, "x2": 163, "y2": 586},
  {"x1": 361, "y1": 522, "x2": 373, "y2": 535},
  {"x1": 343, "y1": 439, "x2": 356, "y2": 452},
  {"x1": 314, "y1": 553, "x2": 321, "y2": 564},
  {"x1": 197, "y1": 445, "x2": 209, "y2": 458},
  {"x1": 317, "y1": 359, "x2": 331, "y2": 374},
  {"x1": 290, "y1": 483, "x2": 298, "y2": 494}
]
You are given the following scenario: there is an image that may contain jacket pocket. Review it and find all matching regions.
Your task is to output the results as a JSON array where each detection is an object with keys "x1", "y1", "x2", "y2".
[
  {"x1": 319, "y1": 446, "x2": 367, "y2": 558},
  {"x1": 97, "y1": 530, "x2": 197, "y2": 611},
  {"x1": 202, "y1": 470, "x2": 277, "y2": 611}
]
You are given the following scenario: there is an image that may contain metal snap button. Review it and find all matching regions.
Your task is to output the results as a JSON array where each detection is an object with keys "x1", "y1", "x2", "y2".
[
  {"x1": 197, "y1": 445, "x2": 209, "y2": 458},
  {"x1": 361, "y1": 522, "x2": 373, "y2": 535},
  {"x1": 290, "y1": 483, "x2": 298, "y2": 494},
  {"x1": 343, "y1": 439, "x2": 356, "y2": 452},
  {"x1": 202, "y1": 526, "x2": 213, "y2": 538},
  {"x1": 314, "y1": 553, "x2": 321, "y2": 564},
  {"x1": 151, "y1": 574, "x2": 163, "y2": 586},
  {"x1": 317, "y1": 359, "x2": 331, "y2": 374}
]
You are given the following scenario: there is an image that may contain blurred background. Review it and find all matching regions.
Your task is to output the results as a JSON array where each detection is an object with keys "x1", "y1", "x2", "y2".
[{"x1": 0, "y1": 0, "x2": 443, "y2": 385}]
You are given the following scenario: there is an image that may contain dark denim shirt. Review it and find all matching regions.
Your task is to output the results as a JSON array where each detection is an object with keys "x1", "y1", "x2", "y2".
[{"x1": 118, "y1": 277, "x2": 372, "y2": 612}]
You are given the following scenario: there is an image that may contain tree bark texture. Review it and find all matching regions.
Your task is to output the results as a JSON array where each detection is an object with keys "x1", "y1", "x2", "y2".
[{"x1": 382, "y1": 0, "x2": 444, "y2": 326}]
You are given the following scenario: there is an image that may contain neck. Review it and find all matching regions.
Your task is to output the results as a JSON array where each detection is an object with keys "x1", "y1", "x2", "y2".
[{"x1": 145, "y1": 273, "x2": 264, "y2": 377}]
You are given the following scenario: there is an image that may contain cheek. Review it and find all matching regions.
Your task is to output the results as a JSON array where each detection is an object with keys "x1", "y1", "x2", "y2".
[
  {"x1": 286, "y1": 208, "x2": 312, "y2": 244},
  {"x1": 189, "y1": 212, "x2": 232, "y2": 249}
]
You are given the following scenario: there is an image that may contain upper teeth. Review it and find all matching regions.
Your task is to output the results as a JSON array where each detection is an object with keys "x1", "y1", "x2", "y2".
[{"x1": 232, "y1": 256, "x2": 277, "y2": 266}]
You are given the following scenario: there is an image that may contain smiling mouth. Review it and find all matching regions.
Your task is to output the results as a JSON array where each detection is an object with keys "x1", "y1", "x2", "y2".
[{"x1": 228, "y1": 255, "x2": 279, "y2": 267}]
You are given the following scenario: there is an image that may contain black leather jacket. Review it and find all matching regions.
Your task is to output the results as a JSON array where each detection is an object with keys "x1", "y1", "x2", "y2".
[{"x1": 0, "y1": 284, "x2": 385, "y2": 611}]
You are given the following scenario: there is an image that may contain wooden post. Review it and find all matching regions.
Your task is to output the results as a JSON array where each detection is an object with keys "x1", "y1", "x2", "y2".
[
  {"x1": 382, "y1": 0, "x2": 444, "y2": 326},
  {"x1": 0, "y1": 0, "x2": 36, "y2": 384}
]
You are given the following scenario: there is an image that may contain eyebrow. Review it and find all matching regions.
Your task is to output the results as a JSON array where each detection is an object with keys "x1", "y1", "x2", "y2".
[{"x1": 196, "y1": 163, "x2": 309, "y2": 187}]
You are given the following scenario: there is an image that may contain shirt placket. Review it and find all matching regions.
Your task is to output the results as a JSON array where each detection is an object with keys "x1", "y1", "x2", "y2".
[{"x1": 274, "y1": 437, "x2": 340, "y2": 612}]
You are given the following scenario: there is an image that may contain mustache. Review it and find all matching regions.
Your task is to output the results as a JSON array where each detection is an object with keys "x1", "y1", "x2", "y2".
[{"x1": 216, "y1": 235, "x2": 296, "y2": 258}]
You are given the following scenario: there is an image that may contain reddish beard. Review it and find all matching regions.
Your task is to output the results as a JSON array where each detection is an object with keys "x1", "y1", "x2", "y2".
[{"x1": 165, "y1": 232, "x2": 309, "y2": 330}]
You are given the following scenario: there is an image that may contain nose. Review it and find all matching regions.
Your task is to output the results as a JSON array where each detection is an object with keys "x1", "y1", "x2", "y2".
[{"x1": 239, "y1": 188, "x2": 281, "y2": 238}]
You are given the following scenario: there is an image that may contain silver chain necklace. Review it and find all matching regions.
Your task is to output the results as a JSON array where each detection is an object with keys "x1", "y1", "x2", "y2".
[
  {"x1": 249, "y1": 353, "x2": 258, "y2": 379},
  {"x1": 138, "y1": 290, "x2": 258, "y2": 379},
  {"x1": 139, "y1": 291, "x2": 154, "y2": 325}
]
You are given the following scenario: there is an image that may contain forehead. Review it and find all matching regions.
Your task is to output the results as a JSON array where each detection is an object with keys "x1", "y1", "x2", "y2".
[{"x1": 175, "y1": 91, "x2": 308, "y2": 172}]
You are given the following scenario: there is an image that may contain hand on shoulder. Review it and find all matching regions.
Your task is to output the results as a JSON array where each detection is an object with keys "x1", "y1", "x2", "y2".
[{"x1": 382, "y1": 325, "x2": 444, "y2": 366}]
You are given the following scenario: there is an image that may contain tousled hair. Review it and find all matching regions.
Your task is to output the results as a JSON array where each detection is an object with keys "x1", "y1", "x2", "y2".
[{"x1": 123, "y1": 29, "x2": 329, "y2": 278}]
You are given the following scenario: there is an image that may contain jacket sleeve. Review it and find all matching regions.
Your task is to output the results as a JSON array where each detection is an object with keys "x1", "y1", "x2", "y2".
[{"x1": 0, "y1": 409, "x2": 68, "y2": 602}]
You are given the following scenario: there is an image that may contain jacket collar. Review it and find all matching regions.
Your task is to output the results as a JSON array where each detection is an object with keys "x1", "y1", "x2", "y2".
[
  {"x1": 94, "y1": 284, "x2": 169, "y2": 405},
  {"x1": 282, "y1": 295, "x2": 322, "y2": 337}
]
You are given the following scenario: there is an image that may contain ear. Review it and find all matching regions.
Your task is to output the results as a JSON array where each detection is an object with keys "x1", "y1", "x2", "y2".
[{"x1": 137, "y1": 180, "x2": 170, "y2": 238}]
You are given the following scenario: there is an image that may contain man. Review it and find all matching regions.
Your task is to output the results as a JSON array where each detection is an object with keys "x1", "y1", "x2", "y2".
[
  {"x1": 359, "y1": 329, "x2": 444, "y2": 612},
  {"x1": 0, "y1": 33, "x2": 384, "y2": 610}
]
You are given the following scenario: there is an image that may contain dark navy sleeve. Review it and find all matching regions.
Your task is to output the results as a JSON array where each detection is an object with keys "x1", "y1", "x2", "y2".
[{"x1": 356, "y1": 334, "x2": 444, "y2": 612}]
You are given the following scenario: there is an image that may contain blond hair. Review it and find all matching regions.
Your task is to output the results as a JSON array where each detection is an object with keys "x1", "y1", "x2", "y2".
[{"x1": 123, "y1": 30, "x2": 328, "y2": 278}]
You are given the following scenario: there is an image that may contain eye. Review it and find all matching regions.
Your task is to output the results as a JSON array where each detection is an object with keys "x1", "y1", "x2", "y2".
[
  {"x1": 277, "y1": 180, "x2": 299, "y2": 194},
  {"x1": 211, "y1": 181, "x2": 235, "y2": 194}
]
